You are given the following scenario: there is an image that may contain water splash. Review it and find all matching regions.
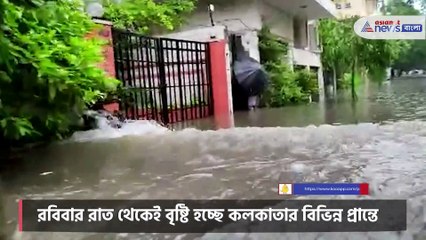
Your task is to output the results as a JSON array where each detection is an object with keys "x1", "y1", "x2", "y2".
[
  {"x1": 69, "y1": 110, "x2": 170, "y2": 142},
  {"x1": 69, "y1": 120, "x2": 169, "y2": 142},
  {"x1": 5, "y1": 121, "x2": 426, "y2": 239}
]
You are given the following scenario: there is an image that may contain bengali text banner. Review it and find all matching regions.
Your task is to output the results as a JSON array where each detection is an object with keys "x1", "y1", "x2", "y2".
[{"x1": 20, "y1": 200, "x2": 406, "y2": 233}]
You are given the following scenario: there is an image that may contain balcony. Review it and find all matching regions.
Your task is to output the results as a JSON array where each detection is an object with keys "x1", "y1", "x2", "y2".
[
  {"x1": 292, "y1": 47, "x2": 321, "y2": 67},
  {"x1": 264, "y1": 0, "x2": 337, "y2": 19},
  {"x1": 292, "y1": 19, "x2": 322, "y2": 67}
]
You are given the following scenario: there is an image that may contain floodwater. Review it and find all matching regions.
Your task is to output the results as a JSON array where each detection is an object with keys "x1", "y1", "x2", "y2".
[{"x1": 2, "y1": 78, "x2": 426, "y2": 240}]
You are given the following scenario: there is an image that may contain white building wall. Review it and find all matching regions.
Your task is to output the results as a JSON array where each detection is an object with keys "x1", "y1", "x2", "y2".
[
  {"x1": 173, "y1": 0, "x2": 326, "y2": 101},
  {"x1": 161, "y1": 26, "x2": 234, "y2": 114},
  {"x1": 292, "y1": 48, "x2": 321, "y2": 67},
  {"x1": 332, "y1": 0, "x2": 378, "y2": 18},
  {"x1": 178, "y1": 0, "x2": 318, "y2": 64},
  {"x1": 260, "y1": 1, "x2": 294, "y2": 41},
  {"x1": 179, "y1": 0, "x2": 262, "y2": 61},
  {"x1": 181, "y1": 0, "x2": 262, "y2": 32},
  {"x1": 238, "y1": 31, "x2": 261, "y2": 62},
  {"x1": 162, "y1": 25, "x2": 227, "y2": 41}
]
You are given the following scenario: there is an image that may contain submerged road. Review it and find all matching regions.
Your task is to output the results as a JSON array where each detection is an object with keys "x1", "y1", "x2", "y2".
[{"x1": 2, "y1": 78, "x2": 426, "y2": 240}]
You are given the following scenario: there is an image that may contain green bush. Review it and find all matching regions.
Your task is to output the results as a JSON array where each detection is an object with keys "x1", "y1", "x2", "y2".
[
  {"x1": 338, "y1": 71, "x2": 363, "y2": 90},
  {"x1": 338, "y1": 72, "x2": 352, "y2": 89},
  {"x1": 0, "y1": 0, "x2": 119, "y2": 146},
  {"x1": 262, "y1": 62, "x2": 309, "y2": 107},
  {"x1": 258, "y1": 27, "x2": 288, "y2": 64},
  {"x1": 294, "y1": 69, "x2": 319, "y2": 95},
  {"x1": 258, "y1": 26, "x2": 311, "y2": 107}
]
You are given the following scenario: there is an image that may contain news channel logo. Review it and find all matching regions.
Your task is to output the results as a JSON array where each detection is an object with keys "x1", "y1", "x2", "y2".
[{"x1": 354, "y1": 16, "x2": 425, "y2": 40}]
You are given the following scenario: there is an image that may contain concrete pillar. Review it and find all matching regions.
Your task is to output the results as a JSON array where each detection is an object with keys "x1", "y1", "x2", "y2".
[
  {"x1": 317, "y1": 66, "x2": 325, "y2": 102},
  {"x1": 287, "y1": 42, "x2": 295, "y2": 70},
  {"x1": 307, "y1": 65, "x2": 325, "y2": 102},
  {"x1": 332, "y1": 68, "x2": 337, "y2": 98},
  {"x1": 209, "y1": 40, "x2": 235, "y2": 129},
  {"x1": 90, "y1": 19, "x2": 120, "y2": 113},
  {"x1": 241, "y1": 31, "x2": 260, "y2": 61},
  {"x1": 92, "y1": 19, "x2": 116, "y2": 77}
]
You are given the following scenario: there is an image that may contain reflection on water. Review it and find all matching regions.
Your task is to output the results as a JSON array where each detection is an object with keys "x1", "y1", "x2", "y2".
[
  {"x1": 173, "y1": 78, "x2": 426, "y2": 129},
  {"x1": 2, "y1": 78, "x2": 426, "y2": 240}
]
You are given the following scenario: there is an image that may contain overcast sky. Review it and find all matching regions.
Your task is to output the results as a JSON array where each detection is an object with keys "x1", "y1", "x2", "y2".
[{"x1": 414, "y1": 1, "x2": 422, "y2": 10}]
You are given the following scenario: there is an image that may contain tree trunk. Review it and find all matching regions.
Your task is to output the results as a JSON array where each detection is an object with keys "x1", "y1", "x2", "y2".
[
  {"x1": 351, "y1": 60, "x2": 357, "y2": 101},
  {"x1": 332, "y1": 67, "x2": 337, "y2": 97}
]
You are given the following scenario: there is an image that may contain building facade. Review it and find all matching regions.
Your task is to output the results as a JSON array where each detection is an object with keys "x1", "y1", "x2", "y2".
[
  {"x1": 332, "y1": 0, "x2": 379, "y2": 17},
  {"x1": 166, "y1": 0, "x2": 337, "y2": 102}
]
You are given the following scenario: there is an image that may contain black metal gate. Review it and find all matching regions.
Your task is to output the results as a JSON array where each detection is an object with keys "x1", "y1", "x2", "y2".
[{"x1": 112, "y1": 28, "x2": 214, "y2": 124}]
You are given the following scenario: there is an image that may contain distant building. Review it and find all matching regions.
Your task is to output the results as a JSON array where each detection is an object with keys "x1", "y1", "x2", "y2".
[{"x1": 331, "y1": 0, "x2": 379, "y2": 18}]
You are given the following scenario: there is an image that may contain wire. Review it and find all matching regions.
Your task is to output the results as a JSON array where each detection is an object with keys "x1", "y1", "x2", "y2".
[{"x1": 215, "y1": 18, "x2": 257, "y2": 32}]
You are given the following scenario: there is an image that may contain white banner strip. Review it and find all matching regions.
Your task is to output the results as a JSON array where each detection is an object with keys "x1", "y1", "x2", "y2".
[{"x1": 354, "y1": 15, "x2": 425, "y2": 40}]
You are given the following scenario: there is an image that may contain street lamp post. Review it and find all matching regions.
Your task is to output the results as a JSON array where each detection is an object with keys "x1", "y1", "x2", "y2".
[{"x1": 208, "y1": 4, "x2": 215, "y2": 26}]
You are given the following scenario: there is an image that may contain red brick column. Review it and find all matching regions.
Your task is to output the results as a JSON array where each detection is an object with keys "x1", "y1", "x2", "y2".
[
  {"x1": 209, "y1": 40, "x2": 234, "y2": 129},
  {"x1": 90, "y1": 19, "x2": 119, "y2": 113}
]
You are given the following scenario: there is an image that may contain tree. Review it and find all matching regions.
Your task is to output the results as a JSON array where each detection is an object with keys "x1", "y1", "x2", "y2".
[
  {"x1": 318, "y1": 18, "x2": 352, "y2": 91},
  {"x1": 406, "y1": 0, "x2": 415, "y2": 7},
  {"x1": 393, "y1": 41, "x2": 426, "y2": 72},
  {"x1": 319, "y1": 16, "x2": 408, "y2": 99},
  {"x1": 418, "y1": 0, "x2": 426, "y2": 13},
  {"x1": 386, "y1": 0, "x2": 425, "y2": 73},
  {"x1": 0, "y1": 0, "x2": 119, "y2": 147},
  {"x1": 386, "y1": 0, "x2": 420, "y2": 14},
  {"x1": 102, "y1": 0, "x2": 196, "y2": 34},
  {"x1": 258, "y1": 27, "x2": 318, "y2": 107}
]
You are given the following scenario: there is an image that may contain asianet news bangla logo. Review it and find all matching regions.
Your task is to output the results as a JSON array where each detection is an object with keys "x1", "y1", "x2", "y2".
[
  {"x1": 361, "y1": 20, "x2": 402, "y2": 33},
  {"x1": 355, "y1": 16, "x2": 425, "y2": 40}
]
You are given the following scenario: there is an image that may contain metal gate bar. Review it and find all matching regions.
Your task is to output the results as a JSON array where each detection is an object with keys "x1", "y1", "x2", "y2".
[{"x1": 112, "y1": 29, "x2": 214, "y2": 124}]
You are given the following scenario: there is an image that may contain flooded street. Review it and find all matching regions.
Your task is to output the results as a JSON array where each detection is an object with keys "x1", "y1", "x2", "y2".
[{"x1": 2, "y1": 78, "x2": 426, "y2": 240}]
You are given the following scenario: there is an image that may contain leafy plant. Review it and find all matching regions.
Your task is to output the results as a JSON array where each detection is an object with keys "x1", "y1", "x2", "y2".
[
  {"x1": 258, "y1": 26, "x2": 312, "y2": 107},
  {"x1": 338, "y1": 71, "x2": 362, "y2": 89},
  {"x1": 319, "y1": 15, "x2": 410, "y2": 99},
  {"x1": 103, "y1": 0, "x2": 196, "y2": 34},
  {"x1": 294, "y1": 69, "x2": 318, "y2": 95},
  {"x1": 385, "y1": 0, "x2": 425, "y2": 72},
  {"x1": 338, "y1": 73, "x2": 352, "y2": 90},
  {"x1": 262, "y1": 62, "x2": 308, "y2": 107},
  {"x1": 319, "y1": 18, "x2": 353, "y2": 75},
  {"x1": 0, "y1": 0, "x2": 119, "y2": 147},
  {"x1": 258, "y1": 27, "x2": 288, "y2": 64}
]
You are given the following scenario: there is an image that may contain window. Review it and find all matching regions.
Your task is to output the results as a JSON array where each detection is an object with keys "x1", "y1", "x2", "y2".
[
  {"x1": 336, "y1": 3, "x2": 342, "y2": 9},
  {"x1": 345, "y1": 2, "x2": 351, "y2": 8},
  {"x1": 315, "y1": 25, "x2": 321, "y2": 50}
]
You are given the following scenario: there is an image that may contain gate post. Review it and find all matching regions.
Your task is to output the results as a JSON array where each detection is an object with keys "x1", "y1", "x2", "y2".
[
  {"x1": 91, "y1": 18, "x2": 119, "y2": 113},
  {"x1": 208, "y1": 40, "x2": 234, "y2": 129},
  {"x1": 155, "y1": 38, "x2": 170, "y2": 124}
]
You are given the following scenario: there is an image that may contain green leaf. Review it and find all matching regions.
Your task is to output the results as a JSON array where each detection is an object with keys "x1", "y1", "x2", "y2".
[
  {"x1": 0, "y1": 119, "x2": 6, "y2": 129},
  {"x1": 0, "y1": 71, "x2": 11, "y2": 83},
  {"x1": 1, "y1": 0, "x2": 119, "y2": 144},
  {"x1": 48, "y1": 84, "x2": 56, "y2": 100}
]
